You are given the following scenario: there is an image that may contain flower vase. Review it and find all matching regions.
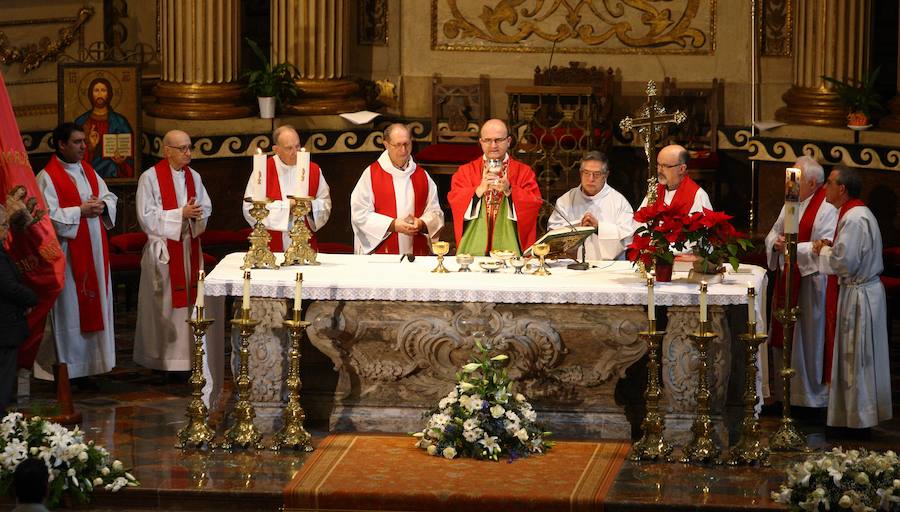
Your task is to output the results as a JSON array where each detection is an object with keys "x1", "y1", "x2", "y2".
[
  {"x1": 654, "y1": 261, "x2": 673, "y2": 282},
  {"x1": 687, "y1": 259, "x2": 725, "y2": 284}
]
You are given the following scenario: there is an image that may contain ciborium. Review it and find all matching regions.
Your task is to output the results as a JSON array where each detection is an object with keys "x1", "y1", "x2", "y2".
[
  {"x1": 509, "y1": 256, "x2": 526, "y2": 274},
  {"x1": 455, "y1": 253, "x2": 473, "y2": 272},
  {"x1": 282, "y1": 195, "x2": 319, "y2": 266},
  {"x1": 242, "y1": 197, "x2": 278, "y2": 270},
  {"x1": 176, "y1": 306, "x2": 216, "y2": 450},
  {"x1": 531, "y1": 243, "x2": 551, "y2": 276},
  {"x1": 431, "y1": 241, "x2": 450, "y2": 273}
]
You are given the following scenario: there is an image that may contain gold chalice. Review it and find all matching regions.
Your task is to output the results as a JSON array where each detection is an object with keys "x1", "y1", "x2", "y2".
[
  {"x1": 431, "y1": 241, "x2": 450, "y2": 273},
  {"x1": 532, "y1": 243, "x2": 551, "y2": 276}
]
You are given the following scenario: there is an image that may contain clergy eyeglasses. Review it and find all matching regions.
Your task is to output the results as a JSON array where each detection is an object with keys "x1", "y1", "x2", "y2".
[
  {"x1": 167, "y1": 144, "x2": 194, "y2": 153},
  {"x1": 480, "y1": 137, "x2": 509, "y2": 145},
  {"x1": 580, "y1": 170, "x2": 606, "y2": 178},
  {"x1": 386, "y1": 141, "x2": 412, "y2": 149},
  {"x1": 656, "y1": 161, "x2": 682, "y2": 169}
]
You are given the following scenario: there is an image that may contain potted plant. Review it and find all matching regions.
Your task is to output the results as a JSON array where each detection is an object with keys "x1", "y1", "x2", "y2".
[
  {"x1": 242, "y1": 38, "x2": 301, "y2": 119},
  {"x1": 626, "y1": 202, "x2": 691, "y2": 282},
  {"x1": 822, "y1": 67, "x2": 884, "y2": 128},
  {"x1": 682, "y1": 208, "x2": 753, "y2": 279}
]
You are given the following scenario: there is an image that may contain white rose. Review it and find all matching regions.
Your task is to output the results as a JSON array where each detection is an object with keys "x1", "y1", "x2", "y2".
[
  {"x1": 67, "y1": 468, "x2": 76, "y2": 477},
  {"x1": 78, "y1": 451, "x2": 89, "y2": 462},
  {"x1": 101, "y1": 467, "x2": 110, "y2": 476},
  {"x1": 427, "y1": 445, "x2": 438, "y2": 456},
  {"x1": 442, "y1": 447, "x2": 457, "y2": 459},
  {"x1": 838, "y1": 494, "x2": 852, "y2": 508},
  {"x1": 515, "y1": 393, "x2": 526, "y2": 402},
  {"x1": 894, "y1": 479, "x2": 900, "y2": 489},
  {"x1": 490, "y1": 405, "x2": 505, "y2": 419},
  {"x1": 93, "y1": 477, "x2": 104, "y2": 486},
  {"x1": 854, "y1": 472, "x2": 869, "y2": 485},
  {"x1": 112, "y1": 460, "x2": 123, "y2": 471},
  {"x1": 29, "y1": 447, "x2": 38, "y2": 455},
  {"x1": 515, "y1": 429, "x2": 529, "y2": 442}
]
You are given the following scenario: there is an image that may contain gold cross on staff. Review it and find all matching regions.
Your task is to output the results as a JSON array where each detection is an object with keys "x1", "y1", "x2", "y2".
[{"x1": 619, "y1": 80, "x2": 686, "y2": 203}]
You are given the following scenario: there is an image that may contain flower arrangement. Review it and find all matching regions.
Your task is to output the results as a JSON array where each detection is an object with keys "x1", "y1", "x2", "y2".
[
  {"x1": 412, "y1": 340, "x2": 554, "y2": 461},
  {"x1": 0, "y1": 413, "x2": 139, "y2": 508},
  {"x1": 682, "y1": 208, "x2": 752, "y2": 273},
  {"x1": 626, "y1": 202, "x2": 691, "y2": 269},
  {"x1": 772, "y1": 448, "x2": 900, "y2": 512}
]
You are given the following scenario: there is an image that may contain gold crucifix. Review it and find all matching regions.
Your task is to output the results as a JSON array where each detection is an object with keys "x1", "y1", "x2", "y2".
[{"x1": 619, "y1": 81, "x2": 687, "y2": 203}]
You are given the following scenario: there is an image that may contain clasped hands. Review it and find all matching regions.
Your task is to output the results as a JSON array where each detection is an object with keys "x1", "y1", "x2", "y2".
[
  {"x1": 80, "y1": 196, "x2": 105, "y2": 218},
  {"x1": 475, "y1": 167, "x2": 511, "y2": 198},
  {"x1": 391, "y1": 215, "x2": 424, "y2": 236},
  {"x1": 811, "y1": 239, "x2": 833, "y2": 255},
  {"x1": 182, "y1": 197, "x2": 203, "y2": 219}
]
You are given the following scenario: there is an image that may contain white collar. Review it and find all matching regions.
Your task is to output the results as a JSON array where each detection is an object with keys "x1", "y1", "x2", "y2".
[
  {"x1": 578, "y1": 184, "x2": 608, "y2": 201},
  {"x1": 274, "y1": 154, "x2": 295, "y2": 172},
  {"x1": 377, "y1": 150, "x2": 416, "y2": 177}
]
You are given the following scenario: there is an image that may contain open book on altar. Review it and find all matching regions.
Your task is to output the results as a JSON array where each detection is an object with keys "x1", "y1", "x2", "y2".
[{"x1": 523, "y1": 225, "x2": 596, "y2": 258}]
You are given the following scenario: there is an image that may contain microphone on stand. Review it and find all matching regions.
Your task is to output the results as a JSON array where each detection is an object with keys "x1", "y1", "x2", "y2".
[
  {"x1": 400, "y1": 253, "x2": 416, "y2": 263},
  {"x1": 541, "y1": 198, "x2": 593, "y2": 271}
]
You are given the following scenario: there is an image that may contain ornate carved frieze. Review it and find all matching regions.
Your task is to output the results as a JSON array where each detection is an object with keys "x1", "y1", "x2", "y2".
[
  {"x1": 358, "y1": 0, "x2": 388, "y2": 46},
  {"x1": 432, "y1": 0, "x2": 715, "y2": 54},
  {"x1": 759, "y1": 0, "x2": 792, "y2": 57},
  {"x1": 0, "y1": 7, "x2": 93, "y2": 74}
]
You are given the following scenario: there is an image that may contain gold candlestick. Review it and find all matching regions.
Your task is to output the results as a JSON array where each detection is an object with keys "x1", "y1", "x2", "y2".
[
  {"x1": 770, "y1": 232, "x2": 808, "y2": 452},
  {"x1": 630, "y1": 319, "x2": 673, "y2": 462},
  {"x1": 724, "y1": 321, "x2": 770, "y2": 465},
  {"x1": 242, "y1": 198, "x2": 279, "y2": 270},
  {"x1": 218, "y1": 308, "x2": 263, "y2": 450},
  {"x1": 270, "y1": 309, "x2": 314, "y2": 451},
  {"x1": 531, "y1": 243, "x2": 551, "y2": 276},
  {"x1": 176, "y1": 306, "x2": 216, "y2": 449},
  {"x1": 431, "y1": 241, "x2": 450, "y2": 273},
  {"x1": 282, "y1": 195, "x2": 319, "y2": 266},
  {"x1": 680, "y1": 320, "x2": 721, "y2": 464}
]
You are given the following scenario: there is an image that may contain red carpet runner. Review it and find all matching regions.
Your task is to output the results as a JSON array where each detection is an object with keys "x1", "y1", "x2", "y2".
[{"x1": 284, "y1": 434, "x2": 630, "y2": 512}]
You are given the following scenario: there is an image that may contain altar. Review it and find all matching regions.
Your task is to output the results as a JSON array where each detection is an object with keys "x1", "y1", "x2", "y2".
[{"x1": 204, "y1": 253, "x2": 768, "y2": 441}]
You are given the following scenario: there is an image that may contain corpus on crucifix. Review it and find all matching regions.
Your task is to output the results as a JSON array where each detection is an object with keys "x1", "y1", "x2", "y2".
[{"x1": 619, "y1": 81, "x2": 686, "y2": 203}]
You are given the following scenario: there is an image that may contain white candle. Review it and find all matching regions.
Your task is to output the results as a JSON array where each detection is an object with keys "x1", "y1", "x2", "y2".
[
  {"x1": 747, "y1": 282, "x2": 756, "y2": 324},
  {"x1": 647, "y1": 276, "x2": 655, "y2": 321},
  {"x1": 294, "y1": 272, "x2": 303, "y2": 312},
  {"x1": 196, "y1": 270, "x2": 205, "y2": 309},
  {"x1": 699, "y1": 281, "x2": 708, "y2": 323},
  {"x1": 252, "y1": 147, "x2": 266, "y2": 201},
  {"x1": 296, "y1": 148, "x2": 310, "y2": 197},
  {"x1": 784, "y1": 167, "x2": 801, "y2": 234},
  {"x1": 242, "y1": 270, "x2": 251, "y2": 311}
]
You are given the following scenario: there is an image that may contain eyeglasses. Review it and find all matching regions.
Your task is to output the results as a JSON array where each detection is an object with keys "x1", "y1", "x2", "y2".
[
  {"x1": 480, "y1": 137, "x2": 509, "y2": 145},
  {"x1": 580, "y1": 170, "x2": 606, "y2": 178},
  {"x1": 167, "y1": 144, "x2": 194, "y2": 153},
  {"x1": 386, "y1": 141, "x2": 412, "y2": 149},
  {"x1": 279, "y1": 144, "x2": 303, "y2": 151},
  {"x1": 656, "y1": 162, "x2": 682, "y2": 169}
]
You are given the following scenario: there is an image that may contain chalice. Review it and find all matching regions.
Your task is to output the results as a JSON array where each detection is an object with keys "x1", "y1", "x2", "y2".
[
  {"x1": 431, "y1": 241, "x2": 450, "y2": 273},
  {"x1": 489, "y1": 249, "x2": 514, "y2": 269},
  {"x1": 531, "y1": 243, "x2": 551, "y2": 276},
  {"x1": 456, "y1": 253, "x2": 474, "y2": 272}
]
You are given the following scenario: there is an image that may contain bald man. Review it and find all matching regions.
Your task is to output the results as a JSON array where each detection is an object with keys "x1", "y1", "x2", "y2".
[
  {"x1": 638, "y1": 144, "x2": 712, "y2": 214},
  {"x1": 447, "y1": 119, "x2": 542, "y2": 255},
  {"x1": 134, "y1": 130, "x2": 212, "y2": 373}
]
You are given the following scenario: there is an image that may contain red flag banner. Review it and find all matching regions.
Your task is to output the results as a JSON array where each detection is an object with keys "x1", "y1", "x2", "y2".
[{"x1": 0, "y1": 70, "x2": 65, "y2": 368}]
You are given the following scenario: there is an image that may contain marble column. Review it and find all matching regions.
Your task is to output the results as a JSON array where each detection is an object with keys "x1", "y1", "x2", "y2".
[
  {"x1": 775, "y1": 0, "x2": 871, "y2": 127},
  {"x1": 147, "y1": 0, "x2": 252, "y2": 120},
  {"x1": 270, "y1": 0, "x2": 366, "y2": 115}
]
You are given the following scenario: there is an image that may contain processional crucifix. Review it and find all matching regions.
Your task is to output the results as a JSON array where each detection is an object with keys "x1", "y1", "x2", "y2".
[{"x1": 619, "y1": 81, "x2": 687, "y2": 203}]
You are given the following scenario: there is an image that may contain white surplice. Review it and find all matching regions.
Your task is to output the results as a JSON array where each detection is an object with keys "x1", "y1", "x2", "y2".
[
  {"x1": 548, "y1": 184, "x2": 635, "y2": 260},
  {"x1": 241, "y1": 155, "x2": 331, "y2": 249},
  {"x1": 817, "y1": 205, "x2": 892, "y2": 428},
  {"x1": 763, "y1": 192, "x2": 837, "y2": 406},
  {"x1": 134, "y1": 164, "x2": 212, "y2": 373},
  {"x1": 34, "y1": 161, "x2": 117, "y2": 379},
  {"x1": 350, "y1": 151, "x2": 444, "y2": 254}
]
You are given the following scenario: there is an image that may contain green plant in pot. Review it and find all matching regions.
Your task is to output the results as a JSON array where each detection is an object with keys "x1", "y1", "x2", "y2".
[
  {"x1": 242, "y1": 38, "x2": 301, "y2": 118},
  {"x1": 822, "y1": 67, "x2": 884, "y2": 127}
]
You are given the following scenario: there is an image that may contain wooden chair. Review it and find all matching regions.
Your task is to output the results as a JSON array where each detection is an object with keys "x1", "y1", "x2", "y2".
[{"x1": 662, "y1": 77, "x2": 725, "y2": 204}]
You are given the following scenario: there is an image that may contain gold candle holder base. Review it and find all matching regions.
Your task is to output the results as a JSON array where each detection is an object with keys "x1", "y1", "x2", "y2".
[
  {"x1": 723, "y1": 324, "x2": 770, "y2": 466},
  {"x1": 630, "y1": 322, "x2": 673, "y2": 462},
  {"x1": 242, "y1": 198, "x2": 279, "y2": 270},
  {"x1": 680, "y1": 323, "x2": 721, "y2": 464},
  {"x1": 270, "y1": 313, "x2": 314, "y2": 452},
  {"x1": 282, "y1": 196, "x2": 319, "y2": 267},
  {"x1": 176, "y1": 308, "x2": 216, "y2": 450},
  {"x1": 217, "y1": 312, "x2": 264, "y2": 450}
]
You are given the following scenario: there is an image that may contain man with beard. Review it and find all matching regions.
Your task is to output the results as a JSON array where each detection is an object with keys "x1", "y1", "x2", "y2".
[{"x1": 74, "y1": 77, "x2": 134, "y2": 179}]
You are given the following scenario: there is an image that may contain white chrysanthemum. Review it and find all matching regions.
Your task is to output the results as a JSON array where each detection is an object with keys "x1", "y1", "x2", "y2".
[
  {"x1": 463, "y1": 418, "x2": 479, "y2": 431},
  {"x1": 438, "y1": 396, "x2": 456, "y2": 409},
  {"x1": 490, "y1": 405, "x2": 505, "y2": 419},
  {"x1": 522, "y1": 408, "x2": 537, "y2": 422},
  {"x1": 427, "y1": 413, "x2": 451, "y2": 431},
  {"x1": 463, "y1": 429, "x2": 481, "y2": 443}
]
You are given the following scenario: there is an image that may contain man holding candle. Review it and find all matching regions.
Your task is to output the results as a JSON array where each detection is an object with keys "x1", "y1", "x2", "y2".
[
  {"x1": 812, "y1": 166, "x2": 891, "y2": 431},
  {"x1": 34, "y1": 122, "x2": 118, "y2": 381},
  {"x1": 764, "y1": 157, "x2": 836, "y2": 413},
  {"x1": 242, "y1": 125, "x2": 331, "y2": 252},
  {"x1": 638, "y1": 144, "x2": 712, "y2": 214},
  {"x1": 134, "y1": 129, "x2": 213, "y2": 373},
  {"x1": 350, "y1": 123, "x2": 444, "y2": 255}
]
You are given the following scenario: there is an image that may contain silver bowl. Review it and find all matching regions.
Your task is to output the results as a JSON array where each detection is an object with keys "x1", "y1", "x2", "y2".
[{"x1": 479, "y1": 260, "x2": 503, "y2": 273}]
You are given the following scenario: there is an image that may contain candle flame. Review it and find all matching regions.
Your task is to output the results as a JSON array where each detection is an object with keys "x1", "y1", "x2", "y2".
[{"x1": 256, "y1": 147, "x2": 262, "y2": 155}]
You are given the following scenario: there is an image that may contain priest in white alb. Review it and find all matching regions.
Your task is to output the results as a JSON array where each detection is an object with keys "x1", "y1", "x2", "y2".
[
  {"x1": 639, "y1": 144, "x2": 712, "y2": 214},
  {"x1": 35, "y1": 122, "x2": 118, "y2": 379},
  {"x1": 350, "y1": 123, "x2": 444, "y2": 255},
  {"x1": 242, "y1": 124, "x2": 331, "y2": 251},
  {"x1": 134, "y1": 130, "x2": 212, "y2": 374},
  {"x1": 548, "y1": 151, "x2": 634, "y2": 260},
  {"x1": 764, "y1": 156, "x2": 836, "y2": 410},
  {"x1": 812, "y1": 166, "x2": 891, "y2": 430}
]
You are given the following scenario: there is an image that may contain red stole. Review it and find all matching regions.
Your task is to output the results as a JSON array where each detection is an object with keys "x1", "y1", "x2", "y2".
[
  {"x1": 655, "y1": 176, "x2": 701, "y2": 215},
  {"x1": 154, "y1": 160, "x2": 201, "y2": 309},
  {"x1": 43, "y1": 155, "x2": 109, "y2": 333},
  {"x1": 265, "y1": 157, "x2": 321, "y2": 252},
  {"x1": 770, "y1": 186, "x2": 827, "y2": 348},
  {"x1": 369, "y1": 160, "x2": 429, "y2": 255},
  {"x1": 822, "y1": 198, "x2": 866, "y2": 383}
]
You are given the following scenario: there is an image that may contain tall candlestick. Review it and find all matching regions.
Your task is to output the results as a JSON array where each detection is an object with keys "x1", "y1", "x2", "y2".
[
  {"x1": 747, "y1": 282, "x2": 756, "y2": 324},
  {"x1": 647, "y1": 275, "x2": 655, "y2": 321},
  {"x1": 252, "y1": 147, "x2": 266, "y2": 201},
  {"x1": 196, "y1": 270, "x2": 205, "y2": 309},
  {"x1": 699, "y1": 281, "x2": 708, "y2": 323},
  {"x1": 294, "y1": 272, "x2": 303, "y2": 312},
  {"x1": 784, "y1": 167, "x2": 801, "y2": 234},
  {"x1": 242, "y1": 270, "x2": 251, "y2": 311}
]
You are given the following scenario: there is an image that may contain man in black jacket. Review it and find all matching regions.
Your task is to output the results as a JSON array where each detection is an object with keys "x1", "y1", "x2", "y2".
[{"x1": 0, "y1": 204, "x2": 38, "y2": 415}]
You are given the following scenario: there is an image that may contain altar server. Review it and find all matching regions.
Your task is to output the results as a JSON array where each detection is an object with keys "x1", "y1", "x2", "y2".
[{"x1": 638, "y1": 144, "x2": 712, "y2": 214}]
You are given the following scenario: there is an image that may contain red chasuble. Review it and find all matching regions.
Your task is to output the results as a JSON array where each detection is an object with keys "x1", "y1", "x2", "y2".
[
  {"x1": 154, "y1": 160, "x2": 201, "y2": 309},
  {"x1": 447, "y1": 157, "x2": 542, "y2": 251},
  {"x1": 822, "y1": 198, "x2": 866, "y2": 383},
  {"x1": 654, "y1": 176, "x2": 701, "y2": 215},
  {"x1": 265, "y1": 156, "x2": 321, "y2": 252},
  {"x1": 369, "y1": 160, "x2": 429, "y2": 256},
  {"x1": 770, "y1": 186, "x2": 827, "y2": 349},
  {"x1": 43, "y1": 155, "x2": 109, "y2": 332}
]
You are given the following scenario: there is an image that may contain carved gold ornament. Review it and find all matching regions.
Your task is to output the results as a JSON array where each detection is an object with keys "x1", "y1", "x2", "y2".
[
  {"x1": 433, "y1": 0, "x2": 714, "y2": 54},
  {"x1": 0, "y1": 7, "x2": 94, "y2": 73}
]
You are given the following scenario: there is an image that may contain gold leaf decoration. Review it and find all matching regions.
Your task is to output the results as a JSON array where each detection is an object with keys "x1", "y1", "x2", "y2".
[{"x1": 0, "y1": 7, "x2": 94, "y2": 74}]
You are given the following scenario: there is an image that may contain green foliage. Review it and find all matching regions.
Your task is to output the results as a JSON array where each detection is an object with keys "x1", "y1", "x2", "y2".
[
  {"x1": 242, "y1": 38, "x2": 301, "y2": 107},
  {"x1": 822, "y1": 67, "x2": 885, "y2": 118}
]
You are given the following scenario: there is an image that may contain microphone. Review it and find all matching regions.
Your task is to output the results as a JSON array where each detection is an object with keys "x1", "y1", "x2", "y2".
[
  {"x1": 400, "y1": 253, "x2": 416, "y2": 263},
  {"x1": 541, "y1": 198, "x2": 594, "y2": 271},
  {"x1": 543, "y1": 198, "x2": 578, "y2": 232}
]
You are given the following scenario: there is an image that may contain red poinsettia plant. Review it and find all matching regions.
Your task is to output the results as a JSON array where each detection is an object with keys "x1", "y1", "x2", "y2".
[
  {"x1": 626, "y1": 202, "x2": 691, "y2": 268},
  {"x1": 683, "y1": 208, "x2": 753, "y2": 272}
]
